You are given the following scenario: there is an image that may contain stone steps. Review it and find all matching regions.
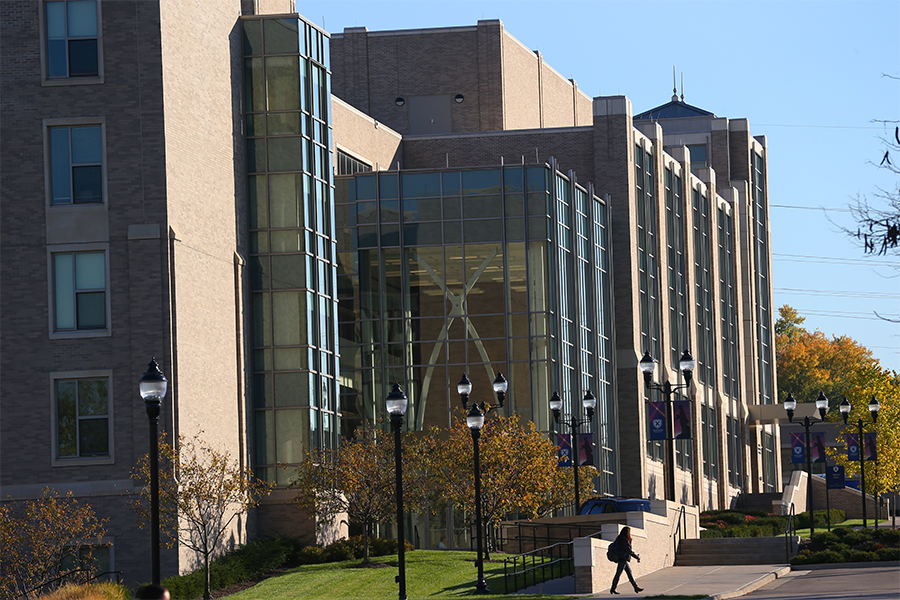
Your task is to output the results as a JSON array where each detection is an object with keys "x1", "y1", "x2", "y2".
[{"x1": 676, "y1": 536, "x2": 798, "y2": 566}]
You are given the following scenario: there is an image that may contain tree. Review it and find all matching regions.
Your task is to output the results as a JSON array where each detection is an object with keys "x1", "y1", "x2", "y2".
[
  {"x1": 420, "y1": 414, "x2": 596, "y2": 557},
  {"x1": 0, "y1": 488, "x2": 107, "y2": 598},
  {"x1": 291, "y1": 421, "x2": 398, "y2": 563},
  {"x1": 130, "y1": 432, "x2": 274, "y2": 600},
  {"x1": 775, "y1": 304, "x2": 900, "y2": 497}
]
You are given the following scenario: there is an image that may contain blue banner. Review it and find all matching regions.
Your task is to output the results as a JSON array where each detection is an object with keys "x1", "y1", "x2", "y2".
[
  {"x1": 811, "y1": 431, "x2": 827, "y2": 463},
  {"x1": 864, "y1": 432, "x2": 877, "y2": 461},
  {"x1": 648, "y1": 402, "x2": 667, "y2": 440},
  {"x1": 846, "y1": 433, "x2": 860, "y2": 461},
  {"x1": 827, "y1": 465, "x2": 845, "y2": 490},
  {"x1": 673, "y1": 400, "x2": 692, "y2": 439},
  {"x1": 791, "y1": 433, "x2": 806, "y2": 464},
  {"x1": 557, "y1": 433, "x2": 572, "y2": 467}
]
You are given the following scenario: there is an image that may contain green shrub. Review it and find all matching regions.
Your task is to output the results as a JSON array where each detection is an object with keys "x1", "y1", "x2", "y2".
[
  {"x1": 845, "y1": 549, "x2": 879, "y2": 562},
  {"x1": 832, "y1": 526, "x2": 854, "y2": 538},
  {"x1": 295, "y1": 545, "x2": 326, "y2": 564},
  {"x1": 40, "y1": 582, "x2": 131, "y2": 600},
  {"x1": 840, "y1": 530, "x2": 867, "y2": 546},
  {"x1": 810, "y1": 531, "x2": 839, "y2": 546},
  {"x1": 873, "y1": 528, "x2": 900, "y2": 544},
  {"x1": 876, "y1": 547, "x2": 899, "y2": 561},
  {"x1": 794, "y1": 509, "x2": 845, "y2": 530},
  {"x1": 815, "y1": 549, "x2": 845, "y2": 564}
]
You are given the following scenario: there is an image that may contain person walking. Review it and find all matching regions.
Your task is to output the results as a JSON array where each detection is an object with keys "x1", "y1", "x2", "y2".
[{"x1": 610, "y1": 526, "x2": 643, "y2": 594}]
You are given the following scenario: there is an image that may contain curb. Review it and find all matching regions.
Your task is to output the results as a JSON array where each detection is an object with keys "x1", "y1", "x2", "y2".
[
  {"x1": 706, "y1": 565, "x2": 792, "y2": 600},
  {"x1": 798, "y1": 560, "x2": 900, "y2": 571}
]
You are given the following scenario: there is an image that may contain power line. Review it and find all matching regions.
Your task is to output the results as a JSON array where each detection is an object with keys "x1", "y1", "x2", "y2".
[
  {"x1": 770, "y1": 204, "x2": 852, "y2": 213},
  {"x1": 774, "y1": 287, "x2": 899, "y2": 300},
  {"x1": 756, "y1": 123, "x2": 885, "y2": 130},
  {"x1": 772, "y1": 253, "x2": 900, "y2": 267},
  {"x1": 792, "y1": 308, "x2": 900, "y2": 322}
]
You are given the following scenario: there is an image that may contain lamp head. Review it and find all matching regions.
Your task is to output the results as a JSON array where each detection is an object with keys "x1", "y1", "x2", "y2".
[
  {"x1": 678, "y1": 349, "x2": 695, "y2": 384},
  {"x1": 549, "y1": 390, "x2": 562, "y2": 423},
  {"x1": 457, "y1": 373, "x2": 472, "y2": 409},
  {"x1": 492, "y1": 372, "x2": 508, "y2": 407},
  {"x1": 839, "y1": 397, "x2": 851, "y2": 425},
  {"x1": 386, "y1": 382, "x2": 408, "y2": 417},
  {"x1": 582, "y1": 390, "x2": 596, "y2": 421},
  {"x1": 869, "y1": 396, "x2": 880, "y2": 422},
  {"x1": 783, "y1": 392, "x2": 797, "y2": 423},
  {"x1": 639, "y1": 352, "x2": 655, "y2": 385},
  {"x1": 139, "y1": 358, "x2": 168, "y2": 403},
  {"x1": 815, "y1": 391, "x2": 829, "y2": 420},
  {"x1": 466, "y1": 402, "x2": 485, "y2": 434}
]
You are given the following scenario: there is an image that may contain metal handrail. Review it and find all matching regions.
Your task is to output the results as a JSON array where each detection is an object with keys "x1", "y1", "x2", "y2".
[
  {"x1": 671, "y1": 504, "x2": 686, "y2": 564},
  {"x1": 784, "y1": 502, "x2": 795, "y2": 564},
  {"x1": 502, "y1": 529, "x2": 605, "y2": 594},
  {"x1": 509, "y1": 520, "x2": 607, "y2": 554}
]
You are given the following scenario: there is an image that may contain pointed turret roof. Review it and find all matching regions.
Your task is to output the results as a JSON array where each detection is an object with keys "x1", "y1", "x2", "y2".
[{"x1": 634, "y1": 99, "x2": 715, "y2": 120}]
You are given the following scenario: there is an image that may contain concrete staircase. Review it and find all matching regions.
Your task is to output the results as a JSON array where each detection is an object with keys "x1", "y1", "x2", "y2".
[{"x1": 676, "y1": 537, "x2": 799, "y2": 566}]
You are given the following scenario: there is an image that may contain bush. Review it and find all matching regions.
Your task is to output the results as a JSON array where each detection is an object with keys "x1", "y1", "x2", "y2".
[
  {"x1": 873, "y1": 528, "x2": 900, "y2": 544},
  {"x1": 295, "y1": 545, "x2": 326, "y2": 565},
  {"x1": 845, "y1": 549, "x2": 879, "y2": 562},
  {"x1": 876, "y1": 547, "x2": 899, "y2": 561},
  {"x1": 794, "y1": 509, "x2": 845, "y2": 530},
  {"x1": 38, "y1": 582, "x2": 131, "y2": 600}
]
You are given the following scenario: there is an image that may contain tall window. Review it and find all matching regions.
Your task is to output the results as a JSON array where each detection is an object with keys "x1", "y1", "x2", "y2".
[
  {"x1": 665, "y1": 167, "x2": 689, "y2": 364},
  {"x1": 55, "y1": 377, "x2": 110, "y2": 459},
  {"x1": 752, "y1": 151, "x2": 774, "y2": 405},
  {"x1": 692, "y1": 186, "x2": 715, "y2": 385},
  {"x1": 718, "y1": 206, "x2": 740, "y2": 398},
  {"x1": 701, "y1": 400, "x2": 718, "y2": 480},
  {"x1": 49, "y1": 125, "x2": 103, "y2": 204},
  {"x1": 45, "y1": 0, "x2": 100, "y2": 78},
  {"x1": 53, "y1": 251, "x2": 107, "y2": 331}
]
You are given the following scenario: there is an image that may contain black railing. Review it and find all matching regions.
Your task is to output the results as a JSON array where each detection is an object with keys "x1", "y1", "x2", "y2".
[
  {"x1": 671, "y1": 504, "x2": 686, "y2": 564},
  {"x1": 503, "y1": 541, "x2": 573, "y2": 594},
  {"x1": 508, "y1": 521, "x2": 605, "y2": 554},
  {"x1": 784, "y1": 502, "x2": 795, "y2": 564}
]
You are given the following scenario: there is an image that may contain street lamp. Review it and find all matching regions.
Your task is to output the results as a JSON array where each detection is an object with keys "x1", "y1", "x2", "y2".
[
  {"x1": 549, "y1": 389, "x2": 597, "y2": 512},
  {"x1": 466, "y1": 402, "x2": 489, "y2": 594},
  {"x1": 639, "y1": 350, "x2": 694, "y2": 502},
  {"x1": 784, "y1": 391, "x2": 828, "y2": 535},
  {"x1": 139, "y1": 357, "x2": 168, "y2": 585},
  {"x1": 386, "y1": 383, "x2": 409, "y2": 600},
  {"x1": 839, "y1": 395, "x2": 880, "y2": 528},
  {"x1": 456, "y1": 372, "x2": 506, "y2": 594}
]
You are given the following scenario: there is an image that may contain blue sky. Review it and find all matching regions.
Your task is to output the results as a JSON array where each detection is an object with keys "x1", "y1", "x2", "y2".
[{"x1": 300, "y1": 0, "x2": 900, "y2": 375}]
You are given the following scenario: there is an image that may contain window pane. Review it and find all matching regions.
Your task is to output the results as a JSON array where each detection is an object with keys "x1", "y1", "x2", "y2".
[
  {"x1": 267, "y1": 137, "x2": 303, "y2": 172},
  {"x1": 54, "y1": 254, "x2": 75, "y2": 329},
  {"x1": 77, "y1": 379, "x2": 107, "y2": 416},
  {"x1": 270, "y1": 230, "x2": 302, "y2": 253},
  {"x1": 264, "y1": 18, "x2": 299, "y2": 54},
  {"x1": 76, "y1": 292, "x2": 106, "y2": 328},
  {"x1": 68, "y1": 39, "x2": 98, "y2": 77},
  {"x1": 401, "y1": 172, "x2": 441, "y2": 198},
  {"x1": 267, "y1": 112, "x2": 301, "y2": 135},
  {"x1": 274, "y1": 373, "x2": 307, "y2": 407},
  {"x1": 245, "y1": 58, "x2": 265, "y2": 112},
  {"x1": 75, "y1": 252, "x2": 104, "y2": 289},
  {"x1": 79, "y1": 419, "x2": 108, "y2": 455},
  {"x1": 274, "y1": 408, "x2": 309, "y2": 463},
  {"x1": 269, "y1": 173, "x2": 302, "y2": 227},
  {"x1": 271, "y1": 255, "x2": 306, "y2": 290},
  {"x1": 248, "y1": 175, "x2": 267, "y2": 229},
  {"x1": 462, "y1": 170, "x2": 500, "y2": 195},
  {"x1": 242, "y1": 20, "x2": 262, "y2": 55},
  {"x1": 47, "y1": 38, "x2": 67, "y2": 77},
  {"x1": 252, "y1": 292, "x2": 271, "y2": 346},
  {"x1": 56, "y1": 380, "x2": 77, "y2": 456},
  {"x1": 72, "y1": 166, "x2": 102, "y2": 202},
  {"x1": 274, "y1": 347, "x2": 306, "y2": 371},
  {"x1": 247, "y1": 139, "x2": 266, "y2": 173},
  {"x1": 50, "y1": 128, "x2": 71, "y2": 203},
  {"x1": 255, "y1": 410, "x2": 274, "y2": 463},
  {"x1": 265, "y1": 56, "x2": 300, "y2": 111},
  {"x1": 67, "y1": 1, "x2": 97, "y2": 36},
  {"x1": 46, "y1": 2, "x2": 66, "y2": 38},
  {"x1": 71, "y1": 126, "x2": 101, "y2": 163},
  {"x1": 272, "y1": 291, "x2": 305, "y2": 345}
]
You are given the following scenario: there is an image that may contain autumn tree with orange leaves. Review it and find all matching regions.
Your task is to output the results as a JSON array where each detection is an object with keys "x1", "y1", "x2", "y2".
[
  {"x1": 418, "y1": 414, "x2": 596, "y2": 556},
  {"x1": 776, "y1": 305, "x2": 900, "y2": 498}
]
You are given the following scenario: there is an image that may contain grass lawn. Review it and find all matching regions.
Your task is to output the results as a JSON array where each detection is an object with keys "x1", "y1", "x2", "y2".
[
  {"x1": 224, "y1": 550, "x2": 570, "y2": 600},
  {"x1": 779, "y1": 518, "x2": 892, "y2": 537}
]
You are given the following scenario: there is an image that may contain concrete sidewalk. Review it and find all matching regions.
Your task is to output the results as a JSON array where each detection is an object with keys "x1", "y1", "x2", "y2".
[{"x1": 516, "y1": 564, "x2": 792, "y2": 598}]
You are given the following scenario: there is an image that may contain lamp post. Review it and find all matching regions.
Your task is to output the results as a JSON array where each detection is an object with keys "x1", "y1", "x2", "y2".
[
  {"x1": 639, "y1": 350, "x2": 695, "y2": 502},
  {"x1": 839, "y1": 395, "x2": 880, "y2": 528},
  {"x1": 139, "y1": 358, "x2": 168, "y2": 585},
  {"x1": 456, "y1": 372, "x2": 507, "y2": 595},
  {"x1": 549, "y1": 389, "x2": 597, "y2": 513},
  {"x1": 784, "y1": 391, "x2": 828, "y2": 536},
  {"x1": 386, "y1": 383, "x2": 409, "y2": 600}
]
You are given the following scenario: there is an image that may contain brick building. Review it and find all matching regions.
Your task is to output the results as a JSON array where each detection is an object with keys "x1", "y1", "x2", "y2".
[{"x1": 1, "y1": 2, "x2": 780, "y2": 586}]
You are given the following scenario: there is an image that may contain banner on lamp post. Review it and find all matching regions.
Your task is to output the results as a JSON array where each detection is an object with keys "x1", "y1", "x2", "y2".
[
  {"x1": 648, "y1": 402, "x2": 667, "y2": 441},
  {"x1": 557, "y1": 434, "x2": 572, "y2": 467},
  {"x1": 864, "y1": 432, "x2": 877, "y2": 461},
  {"x1": 827, "y1": 465, "x2": 846, "y2": 489},
  {"x1": 846, "y1": 433, "x2": 860, "y2": 461},
  {"x1": 811, "y1": 431, "x2": 828, "y2": 463},
  {"x1": 673, "y1": 400, "x2": 692, "y2": 439},
  {"x1": 577, "y1": 433, "x2": 595, "y2": 466},
  {"x1": 790, "y1": 433, "x2": 806, "y2": 464}
]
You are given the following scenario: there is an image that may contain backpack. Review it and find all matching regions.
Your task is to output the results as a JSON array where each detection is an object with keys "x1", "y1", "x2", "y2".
[{"x1": 606, "y1": 539, "x2": 620, "y2": 563}]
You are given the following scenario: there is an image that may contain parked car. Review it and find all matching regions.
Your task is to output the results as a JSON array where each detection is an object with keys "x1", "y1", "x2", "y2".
[{"x1": 579, "y1": 497, "x2": 651, "y2": 515}]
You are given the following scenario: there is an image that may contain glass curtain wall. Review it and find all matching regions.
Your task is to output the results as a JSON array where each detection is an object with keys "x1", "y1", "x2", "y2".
[
  {"x1": 243, "y1": 16, "x2": 338, "y2": 484},
  {"x1": 334, "y1": 165, "x2": 615, "y2": 493},
  {"x1": 637, "y1": 144, "x2": 663, "y2": 462},
  {"x1": 718, "y1": 205, "x2": 743, "y2": 489}
]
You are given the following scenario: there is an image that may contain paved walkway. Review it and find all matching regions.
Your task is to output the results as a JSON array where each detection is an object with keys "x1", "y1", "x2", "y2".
[{"x1": 517, "y1": 564, "x2": 792, "y2": 598}]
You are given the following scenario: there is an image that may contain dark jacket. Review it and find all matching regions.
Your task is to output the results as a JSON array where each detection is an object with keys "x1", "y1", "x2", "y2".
[{"x1": 617, "y1": 537, "x2": 639, "y2": 562}]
